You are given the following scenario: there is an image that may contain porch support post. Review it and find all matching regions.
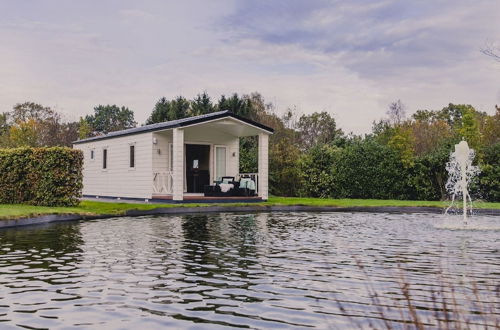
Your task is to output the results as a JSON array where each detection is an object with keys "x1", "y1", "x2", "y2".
[
  {"x1": 172, "y1": 128, "x2": 184, "y2": 201},
  {"x1": 258, "y1": 133, "x2": 269, "y2": 200}
]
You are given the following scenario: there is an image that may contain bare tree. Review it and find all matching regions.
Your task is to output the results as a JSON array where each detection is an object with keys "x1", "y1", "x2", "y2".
[
  {"x1": 387, "y1": 99, "x2": 406, "y2": 125},
  {"x1": 481, "y1": 42, "x2": 500, "y2": 62}
]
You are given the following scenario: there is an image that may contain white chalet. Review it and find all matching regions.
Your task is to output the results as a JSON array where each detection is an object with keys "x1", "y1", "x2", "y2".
[{"x1": 73, "y1": 111, "x2": 273, "y2": 201}]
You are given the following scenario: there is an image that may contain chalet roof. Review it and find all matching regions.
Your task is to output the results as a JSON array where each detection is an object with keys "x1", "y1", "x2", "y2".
[{"x1": 73, "y1": 110, "x2": 273, "y2": 144}]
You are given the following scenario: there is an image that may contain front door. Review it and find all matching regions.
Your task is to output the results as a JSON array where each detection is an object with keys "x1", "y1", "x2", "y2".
[{"x1": 186, "y1": 144, "x2": 210, "y2": 193}]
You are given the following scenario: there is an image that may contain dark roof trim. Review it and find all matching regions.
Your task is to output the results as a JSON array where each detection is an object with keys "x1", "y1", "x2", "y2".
[{"x1": 73, "y1": 110, "x2": 274, "y2": 145}]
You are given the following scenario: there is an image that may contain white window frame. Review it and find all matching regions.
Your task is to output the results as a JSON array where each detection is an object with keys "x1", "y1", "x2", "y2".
[
  {"x1": 129, "y1": 142, "x2": 136, "y2": 170},
  {"x1": 102, "y1": 147, "x2": 108, "y2": 171},
  {"x1": 214, "y1": 145, "x2": 227, "y2": 181},
  {"x1": 168, "y1": 143, "x2": 174, "y2": 172}
]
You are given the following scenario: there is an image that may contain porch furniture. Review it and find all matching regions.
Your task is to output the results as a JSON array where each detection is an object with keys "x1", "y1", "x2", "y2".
[{"x1": 204, "y1": 176, "x2": 256, "y2": 197}]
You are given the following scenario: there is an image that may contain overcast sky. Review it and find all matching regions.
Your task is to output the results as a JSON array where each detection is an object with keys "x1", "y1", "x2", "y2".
[{"x1": 0, "y1": 0, "x2": 499, "y2": 133}]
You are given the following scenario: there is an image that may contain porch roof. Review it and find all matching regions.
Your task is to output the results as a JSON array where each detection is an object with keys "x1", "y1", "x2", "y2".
[{"x1": 73, "y1": 110, "x2": 274, "y2": 144}]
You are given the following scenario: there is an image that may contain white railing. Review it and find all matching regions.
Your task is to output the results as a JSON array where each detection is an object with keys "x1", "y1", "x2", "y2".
[
  {"x1": 153, "y1": 171, "x2": 173, "y2": 194},
  {"x1": 238, "y1": 173, "x2": 258, "y2": 194}
]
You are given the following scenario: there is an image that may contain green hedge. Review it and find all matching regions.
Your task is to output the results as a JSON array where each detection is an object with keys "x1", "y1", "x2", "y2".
[
  {"x1": 0, "y1": 147, "x2": 83, "y2": 206},
  {"x1": 293, "y1": 140, "x2": 499, "y2": 202}
]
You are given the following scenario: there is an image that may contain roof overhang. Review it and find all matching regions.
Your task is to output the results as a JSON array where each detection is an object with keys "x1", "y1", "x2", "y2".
[
  {"x1": 73, "y1": 111, "x2": 273, "y2": 145},
  {"x1": 181, "y1": 116, "x2": 272, "y2": 137}
]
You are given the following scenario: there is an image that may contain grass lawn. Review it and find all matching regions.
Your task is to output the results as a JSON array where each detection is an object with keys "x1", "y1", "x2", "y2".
[{"x1": 0, "y1": 197, "x2": 499, "y2": 220}]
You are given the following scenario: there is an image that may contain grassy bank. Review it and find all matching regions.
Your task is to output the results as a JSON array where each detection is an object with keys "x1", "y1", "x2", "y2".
[{"x1": 0, "y1": 197, "x2": 499, "y2": 220}]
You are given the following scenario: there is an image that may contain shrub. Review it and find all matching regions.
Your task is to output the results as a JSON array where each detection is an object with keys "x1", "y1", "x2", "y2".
[
  {"x1": 330, "y1": 139, "x2": 410, "y2": 199},
  {"x1": 298, "y1": 144, "x2": 338, "y2": 198},
  {"x1": 478, "y1": 143, "x2": 500, "y2": 202},
  {"x1": 0, "y1": 147, "x2": 83, "y2": 206},
  {"x1": 407, "y1": 144, "x2": 451, "y2": 201}
]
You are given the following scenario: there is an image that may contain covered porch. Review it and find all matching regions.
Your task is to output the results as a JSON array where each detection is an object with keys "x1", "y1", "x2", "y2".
[{"x1": 150, "y1": 115, "x2": 271, "y2": 201}]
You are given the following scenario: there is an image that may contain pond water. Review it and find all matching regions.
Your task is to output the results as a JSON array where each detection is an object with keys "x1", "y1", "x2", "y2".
[{"x1": 0, "y1": 212, "x2": 498, "y2": 329}]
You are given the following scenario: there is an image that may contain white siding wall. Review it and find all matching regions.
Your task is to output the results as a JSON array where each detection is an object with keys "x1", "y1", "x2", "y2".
[
  {"x1": 74, "y1": 127, "x2": 243, "y2": 199},
  {"x1": 74, "y1": 132, "x2": 153, "y2": 199},
  {"x1": 152, "y1": 132, "x2": 170, "y2": 173},
  {"x1": 226, "y1": 136, "x2": 240, "y2": 178}
]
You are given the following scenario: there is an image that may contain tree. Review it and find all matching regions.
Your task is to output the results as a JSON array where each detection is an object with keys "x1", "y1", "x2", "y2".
[
  {"x1": 296, "y1": 112, "x2": 343, "y2": 150},
  {"x1": 481, "y1": 42, "x2": 500, "y2": 62},
  {"x1": 482, "y1": 106, "x2": 500, "y2": 146},
  {"x1": 458, "y1": 108, "x2": 481, "y2": 150},
  {"x1": 11, "y1": 102, "x2": 56, "y2": 122},
  {"x1": 57, "y1": 122, "x2": 80, "y2": 147},
  {"x1": 0, "y1": 113, "x2": 9, "y2": 147},
  {"x1": 217, "y1": 93, "x2": 252, "y2": 118},
  {"x1": 78, "y1": 117, "x2": 92, "y2": 139},
  {"x1": 191, "y1": 92, "x2": 215, "y2": 116},
  {"x1": 85, "y1": 105, "x2": 136, "y2": 134},
  {"x1": 169, "y1": 96, "x2": 190, "y2": 120},
  {"x1": 387, "y1": 125, "x2": 415, "y2": 167},
  {"x1": 437, "y1": 103, "x2": 475, "y2": 128},
  {"x1": 413, "y1": 109, "x2": 438, "y2": 122},
  {"x1": 411, "y1": 119, "x2": 453, "y2": 156},
  {"x1": 387, "y1": 99, "x2": 406, "y2": 125},
  {"x1": 8, "y1": 119, "x2": 40, "y2": 147},
  {"x1": 146, "y1": 97, "x2": 171, "y2": 124},
  {"x1": 3, "y1": 102, "x2": 79, "y2": 147}
]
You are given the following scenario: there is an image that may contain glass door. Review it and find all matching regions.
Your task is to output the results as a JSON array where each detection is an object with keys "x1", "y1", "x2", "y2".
[{"x1": 215, "y1": 146, "x2": 226, "y2": 181}]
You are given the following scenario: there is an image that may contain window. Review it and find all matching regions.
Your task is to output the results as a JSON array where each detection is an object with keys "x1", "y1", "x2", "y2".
[
  {"x1": 90, "y1": 150, "x2": 94, "y2": 160},
  {"x1": 129, "y1": 145, "x2": 135, "y2": 168},
  {"x1": 215, "y1": 146, "x2": 226, "y2": 180},
  {"x1": 169, "y1": 143, "x2": 173, "y2": 171},
  {"x1": 103, "y1": 149, "x2": 107, "y2": 169}
]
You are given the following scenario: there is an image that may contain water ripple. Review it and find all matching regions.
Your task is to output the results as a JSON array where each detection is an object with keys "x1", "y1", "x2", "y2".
[{"x1": 0, "y1": 212, "x2": 498, "y2": 328}]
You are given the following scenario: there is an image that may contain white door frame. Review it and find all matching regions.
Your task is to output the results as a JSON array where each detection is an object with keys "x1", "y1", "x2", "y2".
[
  {"x1": 184, "y1": 142, "x2": 212, "y2": 193},
  {"x1": 213, "y1": 145, "x2": 228, "y2": 181}
]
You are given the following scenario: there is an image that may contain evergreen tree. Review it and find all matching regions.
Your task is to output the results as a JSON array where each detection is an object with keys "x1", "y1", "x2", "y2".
[
  {"x1": 169, "y1": 96, "x2": 190, "y2": 120},
  {"x1": 191, "y1": 92, "x2": 215, "y2": 116},
  {"x1": 217, "y1": 93, "x2": 252, "y2": 117},
  {"x1": 146, "y1": 97, "x2": 171, "y2": 124}
]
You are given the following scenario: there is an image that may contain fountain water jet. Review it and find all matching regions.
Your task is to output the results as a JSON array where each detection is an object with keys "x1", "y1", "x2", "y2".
[{"x1": 445, "y1": 140, "x2": 480, "y2": 225}]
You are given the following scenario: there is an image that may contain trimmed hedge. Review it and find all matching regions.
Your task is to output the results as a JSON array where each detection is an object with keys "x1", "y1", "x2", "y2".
[{"x1": 0, "y1": 147, "x2": 83, "y2": 206}]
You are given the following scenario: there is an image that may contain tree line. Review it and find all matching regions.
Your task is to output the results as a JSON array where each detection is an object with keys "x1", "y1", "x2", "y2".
[{"x1": 1, "y1": 93, "x2": 498, "y2": 201}]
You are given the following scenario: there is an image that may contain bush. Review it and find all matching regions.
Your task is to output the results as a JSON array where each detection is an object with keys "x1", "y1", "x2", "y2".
[
  {"x1": 407, "y1": 145, "x2": 451, "y2": 201},
  {"x1": 478, "y1": 143, "x2": 500, "y2": 202},
  {"x1": 332, "y1": 139, "x2": 411, "y2": 199},
  {"x1": 298, "y1": 144, "x2": 338, "y2": 198},
  {"x1": 296, "y1": 139, "x2": 493, "y2": 201},
  {"x1": 0, "y1": 147, "x2": 83, "y2": 206}
]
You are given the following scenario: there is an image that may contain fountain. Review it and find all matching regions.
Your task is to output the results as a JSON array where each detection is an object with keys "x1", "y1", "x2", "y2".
[{"x1": 444, "y1": 140, "x2": 480, "y2": 224}]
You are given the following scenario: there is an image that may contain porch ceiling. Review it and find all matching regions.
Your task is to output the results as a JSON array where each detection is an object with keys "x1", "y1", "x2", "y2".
[
  {"x1": 162, "y1": 117, "x2": 269, "y2": 138},
  {"x1": 193, "y1": 118, "x2": 265, "y2": 137}
]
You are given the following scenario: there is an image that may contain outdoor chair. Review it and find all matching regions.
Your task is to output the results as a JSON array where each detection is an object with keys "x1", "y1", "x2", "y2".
[{"x1": 203, "y1": 176, "x2": 256, "y2": 197}]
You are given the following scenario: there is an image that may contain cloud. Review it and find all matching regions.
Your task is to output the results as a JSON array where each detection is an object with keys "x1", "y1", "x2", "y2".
[
  {"x1": 0, "y1": 0, "x2": 498, "y2": 133},
  {"x1": 221, "y1": 0, "x2": 500, "y2": 77}
]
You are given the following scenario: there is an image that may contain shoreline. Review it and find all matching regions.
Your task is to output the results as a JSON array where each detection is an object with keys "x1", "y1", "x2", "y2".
[{"x1": 1, "y1": 204, "x2": 499, "y2": 229}]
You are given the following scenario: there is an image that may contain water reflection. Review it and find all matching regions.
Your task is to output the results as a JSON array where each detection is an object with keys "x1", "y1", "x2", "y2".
[{"x1": 0, "y1": 212, "x2": 498, "y2": 328}]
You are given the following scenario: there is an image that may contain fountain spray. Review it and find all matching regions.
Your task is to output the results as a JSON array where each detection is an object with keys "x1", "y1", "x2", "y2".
[{"x1": 445, "y1": 141, "x2": 480, "y2": 225}]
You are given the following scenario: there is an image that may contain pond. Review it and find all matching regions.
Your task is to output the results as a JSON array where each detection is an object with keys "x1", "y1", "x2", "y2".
[{"x1": 0, "y1": 212, "x2": 498, "y2": 328}]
